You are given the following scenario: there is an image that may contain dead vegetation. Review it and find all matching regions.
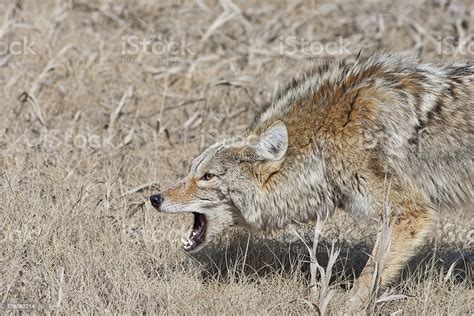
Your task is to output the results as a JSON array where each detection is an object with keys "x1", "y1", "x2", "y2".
[{"x1": 0, "y1": 0, "x2": 473, "y2": 314}]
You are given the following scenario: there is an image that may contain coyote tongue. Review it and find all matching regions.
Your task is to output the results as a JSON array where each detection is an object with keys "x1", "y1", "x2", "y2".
[{"x1": 182, "y1": 212, "x2": 207, "y2": 251}]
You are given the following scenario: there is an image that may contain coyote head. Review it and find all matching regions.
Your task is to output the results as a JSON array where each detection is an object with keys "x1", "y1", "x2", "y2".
[{"x1": 149, "y1": 121, "x2": 288, "y2": 252}]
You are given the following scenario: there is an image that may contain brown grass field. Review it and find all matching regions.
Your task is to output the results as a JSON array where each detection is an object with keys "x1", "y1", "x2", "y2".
[{"x1": 0, "y1": 0, "x2": 473, "y2": 314}]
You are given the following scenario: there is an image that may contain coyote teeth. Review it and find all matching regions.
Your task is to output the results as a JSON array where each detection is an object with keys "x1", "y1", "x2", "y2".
[{"x1": 182, "y1": 237, "x2": 194, "y2": 250}]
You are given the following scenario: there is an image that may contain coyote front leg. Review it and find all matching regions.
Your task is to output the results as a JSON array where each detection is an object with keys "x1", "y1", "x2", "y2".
[{"x1": 348, "y1": 196, "x2": 435, "y2": 311}]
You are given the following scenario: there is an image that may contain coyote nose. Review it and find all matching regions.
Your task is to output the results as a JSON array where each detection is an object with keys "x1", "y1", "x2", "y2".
[{"x1": 149, "y1": 194, "x2": 163, "y2": 208}]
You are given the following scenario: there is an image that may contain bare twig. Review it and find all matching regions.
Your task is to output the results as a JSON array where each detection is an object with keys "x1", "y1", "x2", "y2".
[{"x1": 109, "y1": 85, "x2": 134, "y2": 131}]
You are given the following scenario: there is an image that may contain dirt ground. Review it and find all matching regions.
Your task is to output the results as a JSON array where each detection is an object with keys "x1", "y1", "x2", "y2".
[{"x1": 0, "y1": 0, "x2": 473, "y2": 314}]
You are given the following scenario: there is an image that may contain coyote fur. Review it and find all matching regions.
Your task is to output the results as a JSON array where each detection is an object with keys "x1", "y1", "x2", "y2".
[{"x1": 150, "y1": 53, "x2": 473, "y2": 305}]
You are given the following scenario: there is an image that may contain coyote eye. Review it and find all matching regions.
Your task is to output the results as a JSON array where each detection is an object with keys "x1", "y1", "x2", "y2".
[{"x1": 201, "y1": 173, "x2": 216, "y2": 181}]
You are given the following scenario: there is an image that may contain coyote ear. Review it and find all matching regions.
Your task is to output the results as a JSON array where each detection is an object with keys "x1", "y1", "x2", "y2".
[{"x1": 253, "y1": 120, "x2": 288, "y2": 161}]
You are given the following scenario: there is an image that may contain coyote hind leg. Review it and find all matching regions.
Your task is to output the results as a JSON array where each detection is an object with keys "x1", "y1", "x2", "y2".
[{"x1": 348, "y1": 196, "x2": 435, "y2": 311}]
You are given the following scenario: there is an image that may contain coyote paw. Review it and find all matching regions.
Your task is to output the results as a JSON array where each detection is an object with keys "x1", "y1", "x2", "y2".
[{"x1": 343, "y1": 282, "x2": 371, "y2": 315}]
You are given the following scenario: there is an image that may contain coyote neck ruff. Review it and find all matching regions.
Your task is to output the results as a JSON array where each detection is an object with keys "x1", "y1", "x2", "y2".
[{"x1": 150, "y1": 53, "x2": 473, "y2": 301}]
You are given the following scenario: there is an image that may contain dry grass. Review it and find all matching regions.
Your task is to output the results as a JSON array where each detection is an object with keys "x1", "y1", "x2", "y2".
[{"x1": 0, "y1": 0, "x2": 473, "y2": 314}]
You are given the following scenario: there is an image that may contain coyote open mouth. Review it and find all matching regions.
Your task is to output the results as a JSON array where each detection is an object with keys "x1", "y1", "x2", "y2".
[{"x1": 182, "y1": 212, "x2": 207, "y2": 251}]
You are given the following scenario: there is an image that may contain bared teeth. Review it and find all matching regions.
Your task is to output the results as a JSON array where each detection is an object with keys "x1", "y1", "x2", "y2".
[
  {"x1": 181, "y1": 237, "x2": 194, "y2": 248},
  {"x1": 181, "y1": 213, "x2": 207, "y2": 251}
]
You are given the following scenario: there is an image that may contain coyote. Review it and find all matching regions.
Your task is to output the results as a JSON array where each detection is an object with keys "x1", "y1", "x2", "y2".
[{"x1": 150, "y1": 53, "x2": 473, "y2": 305}]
